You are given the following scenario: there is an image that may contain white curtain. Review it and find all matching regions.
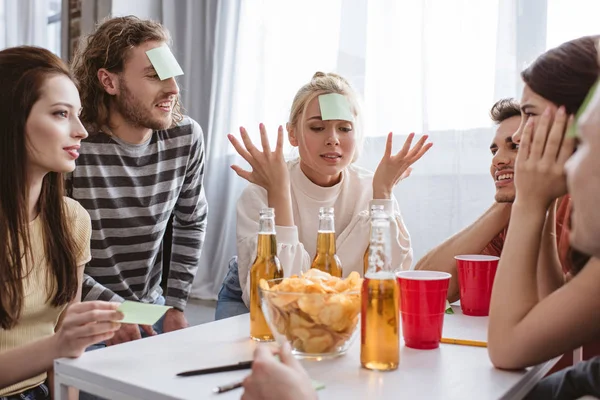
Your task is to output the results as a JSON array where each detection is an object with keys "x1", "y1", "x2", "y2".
[
  {"x1": 0, "y1": 0, "x2": 51, "y2": 50},
  {"x1": 161, "y1": 0, "x2": 244, "y2": 300},
  {"x1": 160, "y1": 0, "x2": 600, "y2": 299}
]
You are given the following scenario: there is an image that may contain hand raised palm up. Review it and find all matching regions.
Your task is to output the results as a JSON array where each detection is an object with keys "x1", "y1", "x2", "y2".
[
  {"x1": 228, "y1": 123, "x2": 290, "y2": 194},
  {"x1": 372, "y1": 132, "x2": 433, "y2": 199}
]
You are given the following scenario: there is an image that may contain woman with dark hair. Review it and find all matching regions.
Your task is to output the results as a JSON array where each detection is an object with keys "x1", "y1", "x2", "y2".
[
  {"x1": 488, "y1": 36, "x2": 600, "y2": 399},
  {"x1": 516, "y1": 36, "x2": 599, "y2": 279},
  {"x1": 0, "y1": 46, "x2": 123, "y2": 399},
  {"x1": 513, "y1": 36, "x2": 599, "y2": 283}
]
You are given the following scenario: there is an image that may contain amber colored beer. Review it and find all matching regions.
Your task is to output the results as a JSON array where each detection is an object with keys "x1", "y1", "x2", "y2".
[
  {"x1": 360, "y1": 272, "x2": 400, "y2": 370},
  {"x1": 311, "y1": 231, "x2": 343, "y2": 277},
  {"x1": 250, "y1": 215, "x2": 284, "y2": 341}
]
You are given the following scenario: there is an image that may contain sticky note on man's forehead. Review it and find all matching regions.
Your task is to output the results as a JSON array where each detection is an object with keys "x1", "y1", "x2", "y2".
[
  {"x1": 117, "y1": 300, "x2": 171, "y2": 325},
  {"x1": 145, "y1": 45, "x2": 184, "y2": 80},
  {"x1": 318, "y1": 93, "x2": 354, "y2": 122}
]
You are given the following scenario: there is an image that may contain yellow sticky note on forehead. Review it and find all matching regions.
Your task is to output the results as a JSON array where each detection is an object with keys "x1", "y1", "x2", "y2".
[
  {"x1": 145, "y1": 45, "x2": 184, "y2": 80},
  {"x1": 318, "y1": 93, "x2": 354, "y2": 122}
]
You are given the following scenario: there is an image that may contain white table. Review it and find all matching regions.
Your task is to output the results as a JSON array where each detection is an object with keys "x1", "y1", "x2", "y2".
[{"x1": 54, "y1": 306, "x2": 557, "y2": 400}]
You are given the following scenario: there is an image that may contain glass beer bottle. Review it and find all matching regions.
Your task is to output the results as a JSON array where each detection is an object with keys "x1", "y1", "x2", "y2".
[
  {"x1": 363, "y1": 204, "x2": 386, "y2": 275},
  {"x1": 311, "y1": 207, "x2": 343, "y2": 277},
  {"x1": 250, "y1": 208, "x2": 284, "y2": 341},
  {"x1": 360, "y1": 209, "x2": 400, "y2": 370}
]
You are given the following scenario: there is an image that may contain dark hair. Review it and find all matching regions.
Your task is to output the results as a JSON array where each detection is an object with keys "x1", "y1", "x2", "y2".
[
  {"x1": 0, "y1": 46, "x2": 79, "y2": 329},
  {"x1": 522, "y1": 35, "x2": 600, "y2": 114},
  {"x1": 71, "y1": 15, "x2": 183, "y2": 133},
  {"x1": 490, "y1": 98, "x2": 521, "y2": 124}
]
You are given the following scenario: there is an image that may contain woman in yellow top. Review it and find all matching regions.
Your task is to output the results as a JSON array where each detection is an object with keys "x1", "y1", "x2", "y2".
[{"x1": 0, "y1": 47, "x2": 124, "y2": 399}]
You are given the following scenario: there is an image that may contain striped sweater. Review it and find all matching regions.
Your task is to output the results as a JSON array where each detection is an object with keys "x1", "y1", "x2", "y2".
[{"x1": 68, "y1": 117, "x2": 207, "y2": 311}]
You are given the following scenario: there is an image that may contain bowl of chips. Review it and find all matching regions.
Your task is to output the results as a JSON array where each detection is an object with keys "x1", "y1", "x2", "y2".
[{"x1": 260, "y1": 269, "x2": 362, "y2": 359}]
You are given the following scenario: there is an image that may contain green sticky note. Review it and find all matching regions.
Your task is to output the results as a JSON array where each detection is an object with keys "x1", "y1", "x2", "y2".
[
  {"x1": 311, "y1": 379, "x2": 325, "y2": 391},
  {"x1": 145, "y1": 45, "x2": 184, "y2": 80},
  {"x1": 318, "y1": 93, "x2": 354, "y2": 122},
  {"x1": 568, "y1": 79, "x2": 600, "y2": 138},
  {"x1": 445, "y1": 300, "x2": 454, "y2": 314},
  {"x1": 117, "y1": 301, "x2": 171, "y2": 325}
]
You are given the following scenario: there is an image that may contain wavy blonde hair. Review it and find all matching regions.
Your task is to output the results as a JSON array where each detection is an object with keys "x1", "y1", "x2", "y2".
[
  {"x1": 71, "y1": 16, "x2": 184, "y2": 133},
  {"x1": 288, "y1": 72, "x2": 363, "y2": 162}
]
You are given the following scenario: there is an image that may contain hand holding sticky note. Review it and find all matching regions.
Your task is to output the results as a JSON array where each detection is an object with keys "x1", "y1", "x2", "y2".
[
  {"x1": 145, "y1": 45, "x2": 184, "y2": 81},
  {"x1": 117, "y1": 301, "x2": 171, "y2": 325}
]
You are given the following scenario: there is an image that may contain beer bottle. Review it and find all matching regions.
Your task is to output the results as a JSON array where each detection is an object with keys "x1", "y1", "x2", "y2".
[
  {"x1": 311, "y1": 207, "x2": 342, "y2": 277},
  {"x1": 360, "y1": 209, "x2": 400, "y2": 370},
  {"x1": 363, "y1": 204, "x2": 386, "y2": 275},
  {"x1": 250, "y1": 207, "x2": 284, "y2": 341}
]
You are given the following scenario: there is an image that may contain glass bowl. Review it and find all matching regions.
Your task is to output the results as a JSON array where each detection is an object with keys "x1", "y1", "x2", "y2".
[{"x1": 260, "y1": 277, "x2": 360, "y2": 359}]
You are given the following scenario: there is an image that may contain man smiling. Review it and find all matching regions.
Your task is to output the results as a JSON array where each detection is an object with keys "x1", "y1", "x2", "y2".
[
  {"x1": 415, "y1": 98, "x2": 571, "y2": 302},
  {"x1": 69, "y1": 16, "x2": 208, "y2": 345}
]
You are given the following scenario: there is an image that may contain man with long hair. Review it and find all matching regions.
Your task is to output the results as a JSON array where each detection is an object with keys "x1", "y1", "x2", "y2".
[{"x1": 69, "y1": 16, "x2": 208, "y2": 345}]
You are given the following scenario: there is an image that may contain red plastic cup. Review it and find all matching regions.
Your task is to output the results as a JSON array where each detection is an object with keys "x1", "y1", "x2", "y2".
[
  {"x1": 455, "y1": 255, "x2": 500, "y2": 316},
  {"x1": 396, "y1": 271, "x2": 452, "y2": 350}
]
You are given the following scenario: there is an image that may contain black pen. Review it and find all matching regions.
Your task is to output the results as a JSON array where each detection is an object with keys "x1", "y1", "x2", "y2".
[
  {"x1": 176, "y1": 361, "x2": 253, "y2": 377},
  {"x1": 213, "y1": 380, "x2": 243, "y2": 394}
]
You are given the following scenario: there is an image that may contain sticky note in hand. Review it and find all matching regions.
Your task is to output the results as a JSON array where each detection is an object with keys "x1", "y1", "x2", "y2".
[
  {"x1": 312, "y1": 379, "x2": 326, "y2": 390},
  {"x1": 145, "y1": 45, "x2": 184, "y2": 80},
  {"x1": 117, "y1": 301, "x2": 172, "y2": 325}
]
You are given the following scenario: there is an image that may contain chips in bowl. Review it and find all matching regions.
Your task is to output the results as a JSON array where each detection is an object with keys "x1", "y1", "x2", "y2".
[{"x1": 260, "y1": 269, "x2": 362, "y2": 358}]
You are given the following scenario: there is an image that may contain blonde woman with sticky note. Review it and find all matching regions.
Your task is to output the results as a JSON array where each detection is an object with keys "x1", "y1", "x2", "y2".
[{"x1": 216, "y1": 72, "x2": 432, "y2": 319}]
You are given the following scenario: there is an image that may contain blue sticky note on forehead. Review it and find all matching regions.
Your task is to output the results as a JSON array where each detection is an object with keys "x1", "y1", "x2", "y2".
[
  {"x1": 318, "y1": 93, "x2": 354, "y2": 122},
  {"x1": 145, "y1": 45, "x2": 184, "y2": 80}
]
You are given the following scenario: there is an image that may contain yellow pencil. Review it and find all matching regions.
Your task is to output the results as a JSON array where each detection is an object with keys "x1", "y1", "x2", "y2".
[{"x1": 440, "y1": 338, "x2": 487, "y2": 348}]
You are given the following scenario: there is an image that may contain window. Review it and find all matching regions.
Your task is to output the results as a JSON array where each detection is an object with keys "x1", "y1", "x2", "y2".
[
  {"x1": 230, "y1": 0, "x2": 343, "y2": 151},
  {"x1": 546, "y1": 0, "x2": 600, "y2": 50},
  {"x1": 0, "y1": 0, "x2": 62, "y2": 56},
  {"x1": 47, "y1": 0, "x2": 62, "y2": 56},
  {"x1": 230, "y1": 0, "x2": 600, "y2": 149}
]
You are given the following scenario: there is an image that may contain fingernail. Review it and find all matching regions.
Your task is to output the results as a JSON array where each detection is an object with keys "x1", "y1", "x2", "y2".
[
  {"x1": 543, "y1": 107, "x2": 551, "y2": 116},
  {"x1": 558, "y1": 106, "x2": 565, "y2": 115}
]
